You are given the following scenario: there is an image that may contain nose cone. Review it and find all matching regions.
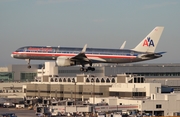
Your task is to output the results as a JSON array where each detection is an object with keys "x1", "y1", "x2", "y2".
[
  {"x1": 11, "y1": 52, "x2": 16, "y2": 58},
  {"x1": 11, "y1": 54, "x2": 14, "y2": 58}
]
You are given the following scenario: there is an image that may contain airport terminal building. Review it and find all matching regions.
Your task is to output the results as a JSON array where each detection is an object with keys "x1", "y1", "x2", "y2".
[
  {"x1": 1, "y1": 62, "x2": 180, "y2": 89},
  {"x1": 23, "y1": 74, "x2": 180, "y2": 116},
  {"x1": 1, "y1": 62, "x2": 180, "y2": 94},
  {"x1": 1, "y1": 62, "x2": 180, "y2": 116}
]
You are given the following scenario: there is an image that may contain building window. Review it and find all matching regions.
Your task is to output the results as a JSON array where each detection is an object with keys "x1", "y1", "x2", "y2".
[
  {"x1": 96, "y1": 78, "x2": 100, "y2": 83},
  {"x1": 138, "y1": 78, "x2": 141, "y2": 83},
  {"x1": 133, "y1": 92, "x2": 146, "y2": 97},
  {"x1": 156, "y1": 104, "x2": 162, "y2": 108},
  {"x1": 86, "y1": 78, "x2": 90, "y2": 82},
  {"x1": 134, "y1": 78, "x2": 137, "y2": 83},
  {"x1": 101, "y1": 78, "x2": 105, "y2": 83},
  {"x1": 111, "y1": 78, "x2": 115, "y2": 83},
  {"x1": 59, "y1": 79, "x2": 62, "y2": 82},
  {"x1": 106, "y1": 78, "x2": 110, "y2": 83},
  {"x1": 20, "y1": 73, "x2": 36, "y2": 81},
  {"x1": 0, "y1": 72, "x2": 13, "y2": 81},
  {"x1": 68, "y1": 78, "x2": 71, "y2": 82},
  {"x1": 63, "y1": 78, "x2": 66, "y2": 82}
]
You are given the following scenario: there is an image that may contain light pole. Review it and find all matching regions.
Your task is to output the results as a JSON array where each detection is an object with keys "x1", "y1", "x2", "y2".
[
  {"x1": 38, "y1": 86, "x2": 40, "y2": 97},
  {"x1": 165, "y1": 79, "x2": 168, "y2": 86},
  {"x1": 91, "y1": 78, "x2": 95, "y2": 116},
  {"x1": 75, "y1": 81, "x2": 76, "y2": 105},
  {"x1": 74, "y1": 81, "x2": 77, "y2": 114},
  {"x1": 41, "y1": 67, "x2": 44, "y2": 82},
  {"x1": 72, "y1": 79, "x2": 76, "y2": 105},
  {"x1": 91, "y1": 78, "x2": 95, "y2": 104}
]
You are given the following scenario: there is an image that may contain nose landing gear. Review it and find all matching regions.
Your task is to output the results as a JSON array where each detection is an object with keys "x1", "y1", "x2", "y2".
[{"x1": 26, "y1": 59, "x2": 31, "y2": 69}]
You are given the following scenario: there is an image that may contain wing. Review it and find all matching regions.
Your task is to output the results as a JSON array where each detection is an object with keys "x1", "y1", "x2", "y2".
[
  {"x1": 71, "y1": 44, "x2": 106, "y2": 65},
  {"x1": 71, "y1": 44, "x2": 90, "y2": 65},
  {"x1": 120, "y1": 41, "x2": 126, "y2": 49}
]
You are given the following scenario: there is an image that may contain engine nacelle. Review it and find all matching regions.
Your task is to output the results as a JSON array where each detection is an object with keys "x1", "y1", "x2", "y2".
[{"x1": 56, "y1": 56, "x2": 75, "y2": 66}]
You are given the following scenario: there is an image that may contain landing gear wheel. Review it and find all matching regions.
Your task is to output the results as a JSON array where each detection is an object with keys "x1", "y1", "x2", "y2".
[
  {"x1": 28, "y1": 65, "x2": 31, "y2": 69},
  {"x1": 84, "y1": 68, "x2": 88, "y2": 72},
  {"x1": 80, "y1": 67, "x2": 84, "y2": 71},
  {"x1": 80, "y1": 67, "x2": 89, "y2": 72},
  {"x1": 26, "y1": 59, "x2": 31, "y2": 69},
  {"x1": 91, "y1": 67, "x2": 95, "y2": 71},
  {"x1": 87, "y1": 67, "x2": 95, "y2": 71}
]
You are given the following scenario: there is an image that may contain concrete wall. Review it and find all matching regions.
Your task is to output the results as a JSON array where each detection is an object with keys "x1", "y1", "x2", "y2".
[
  {"x1": 0, "y1": 67, "x2": 8, "y2": 72},
  {"x1": 8, "y1": 64, "x2": 38, "y2": 81},
  {"x1": 26, "y1": 83, "x2": 111, "y2": 100},
  {"x1": 0, "y1": 82, "x2": 29, "y2": 90},
  {"x1": 105, "y1": 65, "x2": 180, "y2": 76}
]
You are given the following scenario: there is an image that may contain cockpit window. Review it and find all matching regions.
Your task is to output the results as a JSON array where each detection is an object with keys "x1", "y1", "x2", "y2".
[{"x1": 15, "y1": 47, "x2": 24, "y2": 52}]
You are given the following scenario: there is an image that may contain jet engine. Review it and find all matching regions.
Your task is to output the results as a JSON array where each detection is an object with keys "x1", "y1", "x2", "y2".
[{"x1": 56, "y1": 56, "x2": 75, "y2": 66}]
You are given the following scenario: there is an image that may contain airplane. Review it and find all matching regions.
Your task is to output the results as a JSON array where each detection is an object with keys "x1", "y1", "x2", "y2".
[{"x1": 11, "y1": 26, "x2": 165, "y2": 72}]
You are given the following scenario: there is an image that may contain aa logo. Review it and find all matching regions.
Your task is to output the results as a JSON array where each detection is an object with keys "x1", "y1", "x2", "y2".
[{"x1": 143, "y1": 37, "x2": 154, "y2": 47}]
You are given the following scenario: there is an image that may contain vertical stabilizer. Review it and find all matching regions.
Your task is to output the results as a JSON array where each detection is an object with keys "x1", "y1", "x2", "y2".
[{"x1": 132, "y1": 26, "x2": 164, "y2": 53}]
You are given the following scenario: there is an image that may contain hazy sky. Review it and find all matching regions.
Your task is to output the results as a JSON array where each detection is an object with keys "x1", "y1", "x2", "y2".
[{"x1": 0, "y1": 0, "x2": 180, "y2": 66}]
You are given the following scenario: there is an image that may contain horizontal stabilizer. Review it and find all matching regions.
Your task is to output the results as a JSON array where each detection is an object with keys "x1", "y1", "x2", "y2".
[
  {"x1": 139, "y1": 52, "x2": 166, "y2": 59},
  {"x1": 155, "y1": 52, "x2": 166, "y2": 55}
]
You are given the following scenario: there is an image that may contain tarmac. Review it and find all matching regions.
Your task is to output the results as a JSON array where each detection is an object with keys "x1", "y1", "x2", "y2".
[{"x1": 0, "y1": 108, "x2": 36, "y2": 117}]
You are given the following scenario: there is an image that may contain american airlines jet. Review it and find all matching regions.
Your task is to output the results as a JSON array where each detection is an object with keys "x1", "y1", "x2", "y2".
[{"x1": 11, "y1": 26, "x2": 165, "y2": 72}]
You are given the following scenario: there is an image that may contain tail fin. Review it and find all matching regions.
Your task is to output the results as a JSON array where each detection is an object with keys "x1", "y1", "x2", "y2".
[{"x1": 132, "y1": 26, "x2": 164, "y2": 53}]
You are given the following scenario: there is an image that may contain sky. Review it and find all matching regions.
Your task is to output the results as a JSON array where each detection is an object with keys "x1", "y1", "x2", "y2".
[{"x1": 0, "y1": 0, "x2": 180, "y2": 66}]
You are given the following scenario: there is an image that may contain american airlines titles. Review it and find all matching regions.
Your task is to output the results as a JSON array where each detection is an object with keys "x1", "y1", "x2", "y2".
[{"x1": 28, "y1": 47, "x2": 53, "y2": 52}]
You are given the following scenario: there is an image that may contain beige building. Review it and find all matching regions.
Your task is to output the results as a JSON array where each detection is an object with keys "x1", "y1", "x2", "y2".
[{"x1": 26, "y1": 74, "x2": 148, "y2": 100}]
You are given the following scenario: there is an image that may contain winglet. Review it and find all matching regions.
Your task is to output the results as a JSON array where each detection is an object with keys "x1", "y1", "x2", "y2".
[
  {"x1": 120, "y1": 41, "x2": 126, "y2": 49},
  {"x1": 81, "y1": 44, "x2": 87, "y2": 53}
]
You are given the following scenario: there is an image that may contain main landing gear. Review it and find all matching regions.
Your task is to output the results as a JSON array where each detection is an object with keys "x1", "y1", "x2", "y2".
[
  {"x1": 80, "y1": 67, "x2": 95, "y2": 72},
  {"x1": 26, "y1": 59, "x2": 31, "y2": 69},
  {"x1": 80, "y1": 62, "x2": 95, "y2": 72}
]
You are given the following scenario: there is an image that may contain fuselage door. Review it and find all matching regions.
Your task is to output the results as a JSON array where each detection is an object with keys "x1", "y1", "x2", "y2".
[
  {"x1": 23, "y1": 48, "x2": 27, "y2": 57},
  {"x1": 130, "y1": 51, "x2": 134, "y2": 62},
  {"x1": 24, "y1": 48, "x2": 27, "y2": 52},
  {"x1": 130, "y1": 51, "x2": 134, "y2": 56},
  {"x1": 52, "y1": 48, "x2": 56, "y2": 59}
]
